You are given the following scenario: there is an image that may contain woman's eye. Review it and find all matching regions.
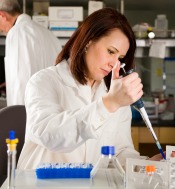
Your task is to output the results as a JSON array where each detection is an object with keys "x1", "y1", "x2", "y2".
[{"x1": 108, "y1": 49, "x2": 114, "y2": 54}]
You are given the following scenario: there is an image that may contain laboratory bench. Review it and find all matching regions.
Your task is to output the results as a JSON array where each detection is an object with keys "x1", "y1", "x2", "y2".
[
  {"x1": 0, "y1": 169, "x2": 124, "y2": 189},
  {"x1": 131, "y1": 119, "x2": 175, "y2": 156}
]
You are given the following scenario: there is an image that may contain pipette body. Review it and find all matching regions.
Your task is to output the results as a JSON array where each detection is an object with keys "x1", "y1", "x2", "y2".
[
  {"x1": 136, "y1": 104, "x2": 166, "y2": 160},
  {"x1": 120, "y1": 64, "x2": 166, "y2": 160}
]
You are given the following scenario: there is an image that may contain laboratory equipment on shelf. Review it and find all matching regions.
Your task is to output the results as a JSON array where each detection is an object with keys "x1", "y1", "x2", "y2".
[
  {"x1": 6, "y1": 130, "x2": 18, "y2": 189},
  {"x1": 154, "y1": 14, "x2": 168, "y2": 38},
  {"x1": 120, "y1": 63, "x2": 166, "y2": 160}
]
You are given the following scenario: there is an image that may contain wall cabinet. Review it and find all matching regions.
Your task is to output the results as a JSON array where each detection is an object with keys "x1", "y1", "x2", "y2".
[
  {"x1": 159, "y1": 127, "x2": 175, "y2": 143},
  {"x1": 139, "y1": 127, "x2": 159, "y2": 143},
  {"x1": 131, "y1": 126, "x2": 175, "y2": 152},
  {"x1": 131, "y1": 127, "x2": 139, "y2": 151}
]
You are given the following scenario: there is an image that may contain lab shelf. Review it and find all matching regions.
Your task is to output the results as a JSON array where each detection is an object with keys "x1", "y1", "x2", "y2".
[
  {"x1": 1, "y1": 36, "x2": 175, "y2": 48},
  {"x1": 136, "y1": 38, "x2": 175, "y2": 47}
]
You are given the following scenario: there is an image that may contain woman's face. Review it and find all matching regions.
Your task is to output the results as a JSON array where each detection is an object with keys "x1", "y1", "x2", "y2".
[{"x1": 85, "y1": 28, "x2": 129, "y2": 86}]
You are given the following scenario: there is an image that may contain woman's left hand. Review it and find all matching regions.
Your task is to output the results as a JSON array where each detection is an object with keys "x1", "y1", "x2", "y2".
[{"x1": 148, "y1": 152, "x2": 166, "y2": 161}]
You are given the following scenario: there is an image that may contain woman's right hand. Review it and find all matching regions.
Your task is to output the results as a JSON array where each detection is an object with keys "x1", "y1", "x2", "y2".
[
  {"x1": 102, "y1": 62, "x2": 143, "y2": 113},
  {"x1": 171, "y1": 151, "x2": 175, "y2": 157}
]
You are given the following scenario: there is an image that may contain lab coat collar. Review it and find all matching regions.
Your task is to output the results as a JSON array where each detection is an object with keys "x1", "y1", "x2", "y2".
[
  {"x1": 56, "y1": 60, "x2": 92, "y2": 102},
  {"x1": 56, "y1": 59, "x2": 105, "y2": 89},
  {"x1": 56, "y1": 59, "x2": 78, "y2": 88},
  {"x1": 15, "y1": 14, "x2": 31, "y2": 26},
  {"x1": 7, "y1": 14, "x2": 31, "y2": 37},
  {"x1": 56, "y1": 59, "x2": 107, "y2": 102}
]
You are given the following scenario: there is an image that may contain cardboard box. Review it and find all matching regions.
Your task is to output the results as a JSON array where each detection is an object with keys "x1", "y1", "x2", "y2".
[
  {"x1": 49, "y1": 6, "x2": 83, "y2": 21},
  {"x1": 33, "y1": 1, "x2": 50, "y2": 15}
]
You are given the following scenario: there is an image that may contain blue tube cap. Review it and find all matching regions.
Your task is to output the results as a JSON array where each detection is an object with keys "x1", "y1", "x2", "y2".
[
  {"x1": 101, "y1": 146, "x2": 115, "y2": 155},
  {"x1": 9, "y1": 130, "x2": 16, "y2": 140}
]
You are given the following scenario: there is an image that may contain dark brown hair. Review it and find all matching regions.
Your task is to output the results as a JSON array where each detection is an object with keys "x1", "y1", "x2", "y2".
[{"x1": 56, "y1": 7, "x2": 136, "y2": 90}]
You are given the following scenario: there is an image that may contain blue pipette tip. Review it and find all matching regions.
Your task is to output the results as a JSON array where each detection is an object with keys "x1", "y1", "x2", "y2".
[
  {"x1": 9, "y1": 130, "x2": 16, "y2": 140},
  {"x1": 159, "y1": 148, "x2": 166, "y2": 160},
  {"x1": 156, "y1": 141, "x2": 166, "y2": 160}
]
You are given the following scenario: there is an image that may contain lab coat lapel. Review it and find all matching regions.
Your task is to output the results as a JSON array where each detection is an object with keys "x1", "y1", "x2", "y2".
[
  {"x1": 14, "y1": 14, "x2": 31, "y2": 26},
  {"x1": 56, "y1": 60, "x2": 107, "y2": 103},
  {"x1": 56, "y1": 60, "x2": 77, "y2": 87},
  {"x1": 77, "y1": 84, "x2": 92, "y2": 103},
  {"x1": 91, "y1": 81, "x2": 107, "y2": 101},
  {"x1": 56, "y1": 60, "x2": 91, "y2": 103}
]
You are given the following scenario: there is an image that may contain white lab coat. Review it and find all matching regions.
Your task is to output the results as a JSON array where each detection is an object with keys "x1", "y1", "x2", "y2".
[
  {"x1": 5, "y1": 14, "x2": 62, "y2": 106},
  {"x1": 17, "y1": 60, "x2": 142, "y2": 170}
]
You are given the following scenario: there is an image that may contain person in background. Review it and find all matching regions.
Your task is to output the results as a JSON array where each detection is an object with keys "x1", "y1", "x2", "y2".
[
  {"x1": 18, "y1": 7, "x2": 164, "y2": 170},
  {"x1": 0, "y1": 0, "x2": 62, "y2": 106}
]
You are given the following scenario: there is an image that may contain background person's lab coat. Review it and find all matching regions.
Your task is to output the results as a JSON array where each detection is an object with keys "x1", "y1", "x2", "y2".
[{"x1": 5, "y1": 14, "x2": 62, "y2": 106}]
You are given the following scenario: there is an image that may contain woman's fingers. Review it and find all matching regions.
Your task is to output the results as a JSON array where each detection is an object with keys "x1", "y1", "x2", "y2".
[{"x1": 112, "y1": 62, "x2": 120, "y2": 80}]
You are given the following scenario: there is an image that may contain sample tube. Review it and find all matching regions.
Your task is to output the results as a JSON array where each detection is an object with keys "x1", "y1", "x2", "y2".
[{"x1": 6, "y1": 130, "x2": 18, "y2": 189}]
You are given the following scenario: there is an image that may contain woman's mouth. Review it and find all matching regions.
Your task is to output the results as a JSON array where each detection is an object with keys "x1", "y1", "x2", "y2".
[{"x1": 101, "y1": 69, "x2": 110, "y2": 76}]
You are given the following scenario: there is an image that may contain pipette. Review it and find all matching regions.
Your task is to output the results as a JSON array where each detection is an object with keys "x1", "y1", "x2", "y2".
[
  {"x1": 6, "y1": 130, "x2": 19, "y2": 189},
  {"x1": 120, "y1": 63, "x2": 166, "y2": 160}
]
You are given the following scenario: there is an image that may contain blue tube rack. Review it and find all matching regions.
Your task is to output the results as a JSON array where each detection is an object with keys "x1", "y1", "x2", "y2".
[{"x1": 36, "y1": 163, "x2": 93, "y2": 179}]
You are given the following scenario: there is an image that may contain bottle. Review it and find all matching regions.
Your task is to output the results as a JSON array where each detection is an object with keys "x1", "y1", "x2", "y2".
[
  {"x1": 90, "y1": 146, "x2": 125, "y2": 188},
  {"x1": 141, "y1": 165, "x2": 164, "y2": 189},
  {"x1": 155, "y1": 14, "x2": 168, "y2": 38}
]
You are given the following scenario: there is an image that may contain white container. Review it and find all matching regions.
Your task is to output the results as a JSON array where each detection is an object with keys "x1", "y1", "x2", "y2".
[
  {"x1": 48, "y1": 6, "x2": 83, "y2": 21},
  {"x1": 51, "y1": 30, "x2": 75, "y2": 37},
  {"x1": 49, "y1": 21, "x2": 78, "y2": 37},
  {"x1": 154, "y1": 14, "x2": 168, "y2": 38},
  {"x1": 49, "y1": 21, "x2": 78, "y2": 30},
  {"x1": 126, "y1": 158, "x2": 169, "y2": 189}
]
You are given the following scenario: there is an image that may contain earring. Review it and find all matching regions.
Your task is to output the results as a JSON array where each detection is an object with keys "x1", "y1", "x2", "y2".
[{"x1": 84, "y1": 46, "x2": 87, "y2": 53}]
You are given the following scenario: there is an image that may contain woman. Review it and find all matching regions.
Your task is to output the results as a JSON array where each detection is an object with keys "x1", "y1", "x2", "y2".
[{"x1": 17, "y1": 8, "x2": 162, "y2": 170}]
